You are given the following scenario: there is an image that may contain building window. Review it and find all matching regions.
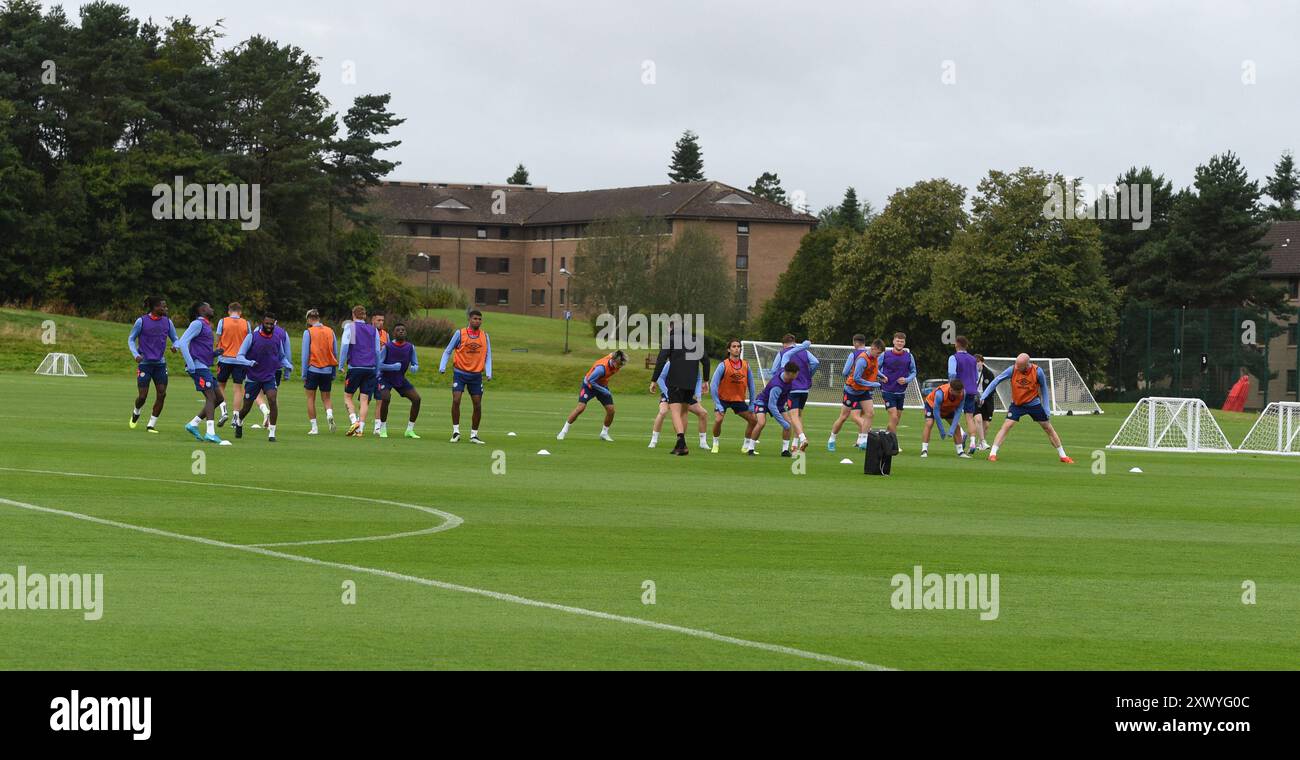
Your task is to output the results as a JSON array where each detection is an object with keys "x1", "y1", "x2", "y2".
[
  {"x1": 496, "y1": 289, "x2": 509, "y2": 305},
  {"x1": 736, "y1": 269, "x2": 749, "y2": 295},
  {"x1": 474, "y1": 288, "x2": 509, "y2": 305},
  {"x1": 1291, "y1": 278, "x2": 1299, "y2": 300},
  {"x1": 560, "y1": 256, "x2": 566, "y2": 271},
  {"x1": 474, "y1": 288, "x2": 486, "y2": 305},
  {"x1": 475, "y1": 257, "x2": 490, "y2": 274},
  {"x1": 532, "y1": 257, "x2": 546, "y2": 275},
  {"x1": 531, "y1": 289, "x2": 546, "y2": 306},
  {"x1": 498, "y1": 257, "x2": 510, "y2": 274},
  {"x1": 500, "y1": 227, "x2": 511, "y2": 240},
  {"x1": 1290, "y1": 369, "x2": 1298, "y2": 395},
  {"x1": 407, "y1": 254, "x2": 440, "y2": 272},
  {"x1": 736, "y1": 254, "x2": 748, "y2": 270},
  {"x1": 1290, "y1": 321, "x2": 1298, "y2": 347},
  {"x1": 475, "y1": 257, "x2": 511, "y2": 274},
  {"x1": 737, "y1": 222, "x2": 749, "y2": 235},
  {"x1": 559, "y1": 288, "x2": 566, "y2": 304},
  {"x1": 407, "y1": 223, "x2": 420, "y2": 236},
  {"x1": 431, "y1": 225, "x2": 441, "y2": 238},
  {"x1": 476, "y1": 226, "x2": 487, "y2": 239}
]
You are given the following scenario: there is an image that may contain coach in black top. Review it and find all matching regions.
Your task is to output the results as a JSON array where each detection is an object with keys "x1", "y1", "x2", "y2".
[{"x1": 649, "y1": 320, "x2": 711, "y2": 456}]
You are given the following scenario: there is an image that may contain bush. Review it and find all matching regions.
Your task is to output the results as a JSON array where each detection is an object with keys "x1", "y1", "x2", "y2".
[
  {"x1": 400, "y1": 316, "x2": 455, "y2": 347},
  {"x1": 368, "y1": 265, "x2": 422, "y2": 317},
  {"x1": 418, "y1": 281, "x2": 470, "y2": 310}
]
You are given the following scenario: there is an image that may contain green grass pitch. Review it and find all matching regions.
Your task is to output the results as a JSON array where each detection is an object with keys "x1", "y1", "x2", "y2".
[
  {"x1": 1, "y1": 373, "x2": 1297, "y2": 670},
  {"x1": 1, "y1": 308, "x2": 1297, "y2": 669}
]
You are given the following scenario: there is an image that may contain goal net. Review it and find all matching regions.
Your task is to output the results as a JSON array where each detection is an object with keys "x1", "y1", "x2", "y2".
[
  {"x1": 34, "y1": 352, "x2": 87, "y2": 377},
  {"x1": 1106, "y1": 396, "x2": 1234, "y2": 453},
  {"x1": 740, "y1": 341, "x2": 925, "y2": 408},
  {"x1": 1236, "y1": 402, "x2": 1300, "y2": 456},
  {"x1": 980, "y1": 357, "x2": 1102, "y2": 415}
]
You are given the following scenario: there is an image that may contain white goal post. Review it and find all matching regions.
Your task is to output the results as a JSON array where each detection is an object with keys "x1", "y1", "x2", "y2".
[
  {"x1": 34, "y1": 352, "x2": 87, "y2": 377},
  {"x1": 1106, "y1": 396, "x2": 1235, "y2": 453},
  {"x1": 1236, "y1": 402, "x2": 1300, "y2": 456},
  {"x1": 741, "y1": 341, "x2": 925, "y2": 408},
  {"x1": 979, "y1": 357, "x2": 1102, "y2": 415}
]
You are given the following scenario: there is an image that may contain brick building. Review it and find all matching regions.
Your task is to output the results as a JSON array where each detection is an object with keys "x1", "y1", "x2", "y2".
[
  {"x1": 1260, "y1": 220, "x2": 1300, "y2": 405},
  {"x1": 372, "y1": 180, "x2": 816, "y2": 322}
]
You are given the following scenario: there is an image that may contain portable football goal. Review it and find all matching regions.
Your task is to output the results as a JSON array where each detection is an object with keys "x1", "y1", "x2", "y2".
[
  {"x1": 741, "y1": 341, "x2": 924, "y2": 408},
  {"x1": 1106, "y1": 396, "x2": 1234, "y2": 453},
  {"x1": 1236, "y1": 401, "x2": 1300, "y2": 456},
  {"x1": 35, "y1": 352, "x2": 87, "y2": 377}
]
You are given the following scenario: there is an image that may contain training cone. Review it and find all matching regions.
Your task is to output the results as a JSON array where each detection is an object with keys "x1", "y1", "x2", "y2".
[
  {"x1": 1129, "y1": 467, "x2": 1143, "y2": 473},
  {"x1": 537, "y1": 449, "x2": 551, "y2": 456},
  {"x1": 839, "y1": 458, "x2": 854, "y2": 464},
  {"x1": 507, "y1": 432, "x2": 517, "y2": 437}
]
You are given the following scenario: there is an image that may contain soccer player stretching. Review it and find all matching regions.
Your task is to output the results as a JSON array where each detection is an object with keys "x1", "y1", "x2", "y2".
[
  {"x1": 231, "y1": 314, "x2": 292, "y2": 442},
  {"x1": 920, "y1": 378, "x2": 967, "y2": 458},
  {"x1": 876, "y1": 332, "x2": 916, "y2": 451},
  {"x1": 175, "y1": 302, "x2": 225, "y2": 444},
  {"x1": 213, "y1": 302, "x2": 250, "y2": 427},
  {"x1": 377, "y1": 323, "x2": 422, "y2": 439},
  {"x1": 771, "y1": 334, "x2": 818, "y2": 451},
  {"x1": 439, "y1": 309, "x2": 492, "y2": 444},
  {"x1": 979, "y1": 353, "x2": 1074, "y2": 463},
  {"x1": 829, "y1": 336, "x2": 882, "y2": 451},
  {"x1": 301, "y1": 309, "x2": 339, "y2": 434},
  {"x1": 339, "y1": 305, "x2": 382, "y2": 437},
  {"x1": 127, "y1": 296, "x2": 178, "y2": 433},
  {"x1": 709, "y1": 339, "x2": 757, "y2": 453},
  {"x1": 647, "y1": 360, "x2": 710, "y2": 449},
  {"x1": 557, "y1": 350, "x2": 628, "y2": 441},
  {"x1": 749, "y1": 360, "x2": 800, "y2": 456}
]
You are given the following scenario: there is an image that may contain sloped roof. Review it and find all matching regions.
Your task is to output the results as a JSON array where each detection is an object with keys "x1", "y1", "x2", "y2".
[{"x1": 1262, "y1": 220, "x2": 1300, "y2": 277}]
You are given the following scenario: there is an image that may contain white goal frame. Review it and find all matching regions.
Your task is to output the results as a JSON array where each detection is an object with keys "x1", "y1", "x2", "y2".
[
  {"x1": 1106, "y1": 396, "x2": 1235, "y2": 453},
  {"x1": 34, "y1": 352, "x2": 87, "y2": 377},
  {"x1": 1236, "y1": 401, "x2": 1300, "y2": 456},
  {"x1": 740, "y1": 341, "x2": 925, "y2": 409}
]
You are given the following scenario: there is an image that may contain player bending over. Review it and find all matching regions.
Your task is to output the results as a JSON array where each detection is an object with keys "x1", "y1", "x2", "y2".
[
  {"x1": 231, "y1": 313, "x2": 292, "y2": 442},
  {"x1": 558, "y1": 350, "x2": 628, "y2": 441},
  {"x1": 749, "y1": 360, "x2": 800, "y2": 456},
  {"x1": 979, "y1": 353, "x2": 1073, "y2": 463},
  {"x1": 439, "y1": 309, "x2": 492, "y2": 444},
  {"x1": 376, "y1": 323, "x2": 421, "y2": 439},
  {"x1": 920, "y1": 378, "x2": 967, "y2": 458},
  {"x1": 770, "y1": 334, "x2": 819, "y2": 451},
  {"x1": 127, "y1": 296, "x2": 178, "y2": 433},
  {"x1": 175, "y1": 302, "x2": 226, "y2": 444},
  {"x1": 709, "y1": 339, "x2": 757, "y2": 454}
]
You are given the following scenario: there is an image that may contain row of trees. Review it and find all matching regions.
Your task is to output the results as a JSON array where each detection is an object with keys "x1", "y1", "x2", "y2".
[
  {"x1": 758, "y1": 151, "x2": 1294, "y2": 382},
  {"x1": 0, "y1": 1, "x2": 404, "y2": 319}
]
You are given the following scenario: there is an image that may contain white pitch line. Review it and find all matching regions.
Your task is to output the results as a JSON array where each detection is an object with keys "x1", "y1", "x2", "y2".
[
  {"x1": 0, "y1": 467, "x2": 461, "y2": 548},
  {"x1": 0, "y1": 472, "x2": 889, "y2": 671}
]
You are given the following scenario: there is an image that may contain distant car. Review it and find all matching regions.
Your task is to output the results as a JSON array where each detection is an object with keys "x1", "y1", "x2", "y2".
[{"x1": 920, "y1": 378, "x2": 947, "y2": 396}]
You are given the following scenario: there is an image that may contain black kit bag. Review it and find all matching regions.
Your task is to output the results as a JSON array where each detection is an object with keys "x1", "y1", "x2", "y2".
[{"x1": 864, "y1": 430, "x2": 894, "y2": 476}]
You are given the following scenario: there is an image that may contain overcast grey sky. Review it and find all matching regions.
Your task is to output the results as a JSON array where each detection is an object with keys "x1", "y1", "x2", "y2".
[{"x1": 112, "y1": 0, "x2": 1299, "y2": 211}]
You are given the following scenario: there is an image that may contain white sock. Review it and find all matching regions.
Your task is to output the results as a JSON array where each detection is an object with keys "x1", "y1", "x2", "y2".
[
  {"x1": 713, "y1": 437, "x2": 721, "y2": 447},
  {"x1": 349, "y1": 413, "x2": 358, "y2": 425},
  {"x1": 268, "y1": 424, "x2": 276, "y2": 437},
  {"x1": 233, "y1": 411, "x2": 241, "y2": 425},
  {"x1": 218, "y1": 402, "x2": 227, "y2": 416},
  {"x1": 601, "y1": 425, "x2": 610, "y2": 435},
  {"x1": 326, "y1": 409, "x2": 334, "y2": 419},
  {"x1": 699, "y1": 433, "x2": 707, "y2": 446},
  {"x1": 828, "y1": 433, "x2": 837, "y2": 443},
  {"x1": 650, "y1": 431, "x2": 660, "y2": 444},
  {"x1": 310, "y1": 419, "x2": 318, "y2": 432},
  {"x1": 206, "y1": 420, "x2": 215, "y2": 436},
  {"x1": 991, "y1": 444, "x2": 1000, "y2": 456},
  {"x1": 1057, "y1": 446, "x2": 1067, "y2": 457},
  {"x1": 407, "y1": 421, "x2": 415, "y2": 432},
  {"x1": 921, "y1": 442, "x2": 929, "y2": 452},
  {"x1": 560, "y1": 422, "x2": 571, "y2": 435},
  {"x1": 956, "y1": 443, "x2": 964, "y2": 454},
  {"x1": 373, "y1": 419, "x2": 382, "y2": 431},
  {"x1": 453, "y1": 424, "x2": 460, "y2": 434},
  {"x1": 857, "y1": 434, "x2": 867, "y2": 445},
  {"x1": 470, "y1": 428, "x2": 478, "y2": 438},
  {"x1": 190, "y1": 415, "x2": 202, "y2": 427},
  {"x1": 782, "y1": 440, "x2": 790, "y2": 452},
  {"x1": 259, "y1": 402, "x2": 270, "y2": 418},
  {"x1": 148, "y1": 415, "x2": 158, "y2": 427}
]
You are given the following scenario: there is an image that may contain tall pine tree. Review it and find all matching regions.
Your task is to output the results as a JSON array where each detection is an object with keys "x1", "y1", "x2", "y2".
[
  {"x1": 667, "y1": 130, "x2": 704, "y2": 183},
  {"x1": 507, "y1": 163, "x2": 530, "y2": 185},
  {"x1": 748, "y1": 171, "x2": 787, "y2": 204},
  {"x1": 1263, "y1": 151, "x2": 1300, "y2": 220}
]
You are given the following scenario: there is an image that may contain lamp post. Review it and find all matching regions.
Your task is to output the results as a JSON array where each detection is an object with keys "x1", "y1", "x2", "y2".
[
  {"x1": 416, "y1": 252, "x2": 430, "y2": 318},
  {"x1": 560, "y1": 267, "x2": 573, "y2": 354}
]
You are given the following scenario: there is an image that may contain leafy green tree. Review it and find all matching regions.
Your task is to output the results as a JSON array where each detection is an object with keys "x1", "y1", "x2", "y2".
[
  {"x1": 1263, "y1": 151, "x2": 1300, "y2": 221},
  {"x1": 648, "y1": 223, "x2": 737, "y2": 334},
  {"x1": 918, "y1": 168, "x2": 1119, "y2": 380},
  {"x1": 748, "y1": 171, "x2": 787, "y2": 205},
  {"x1": 571, "y1": 213, "x2": 659, "y2": 316},
  {"x1": 507, "y1": 163, "x2": 530, "y2": 185},
  {"x1": 667, "y1": 129, "x2": 704, "y2": 183},
  {"x1": 816, "y1": 187, "x2": 874, "y2": 232}
]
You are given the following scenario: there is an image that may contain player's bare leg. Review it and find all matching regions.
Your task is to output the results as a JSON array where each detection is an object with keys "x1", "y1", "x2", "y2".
[
  {"x1": 1038, "y1": 420, "x2": 1072, "y2": 463},
  {"x1": 987, "y1": 419, "x2": 1017, "y2": 461},
  {"x1": 649, "y1": 400, "x2": 669, "y2": 447},
  {"x1": 688, "y1": 401, "x2": 709, "y2": 449}
]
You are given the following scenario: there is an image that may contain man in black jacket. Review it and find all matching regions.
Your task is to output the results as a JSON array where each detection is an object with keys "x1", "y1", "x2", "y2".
[{"x1": 648, "y1": 320, "x2": 711, "y2": 456}]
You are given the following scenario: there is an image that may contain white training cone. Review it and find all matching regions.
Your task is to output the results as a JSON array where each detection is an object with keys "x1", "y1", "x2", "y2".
[
  {"x1": 537, "y1": 449, "x2": 551, "y2": 456},
  {"x1": 507, "y1": 432, "x2": 517, "y2": 437},
  {"x1": 840, "y1": 458, "x2": 854, "y2": 464},
  {"x1": 1129, "y1": 467, "x2": 1143, "y2": 473}
]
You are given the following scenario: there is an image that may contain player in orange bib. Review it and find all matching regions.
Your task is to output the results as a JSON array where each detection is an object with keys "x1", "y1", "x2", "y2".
[
  {"x1": 438, "y1": 309, "x2": 492, "y2": 444},
  {"x1": 556, "y1": 351, "x2": 629, "y2": 441},
  {"x1": 301, "y1": 308, "x2": 339, "y2": 434},
  {"x1": 978, "y1": 353, "x2": 1073, "y2": 463},
  {"x1": 708, "y1": 339, "x2": 757, "y2": 453},
  {"x1": 213, "y1": 302, "x2": 251, "y2": 426},
  {"x1": 920, "y1": 379, "x2": 968, "y2": 458}
]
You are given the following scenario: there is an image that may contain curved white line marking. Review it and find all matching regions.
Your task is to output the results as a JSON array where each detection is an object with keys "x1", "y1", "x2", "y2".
[
  {"x1": 0, "y1": 469, "x2": 890, "y2": 671},
  {"x1": 0, "y1": 467, "x2": 461, "y2": 547}
]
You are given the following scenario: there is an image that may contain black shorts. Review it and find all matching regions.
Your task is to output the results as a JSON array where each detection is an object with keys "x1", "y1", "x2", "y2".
[
  {"x1": 978, "y1": 396, "x2": 995, "y2": 422},
  {"x1": 665, "y1": 386, "x2": 696, "y2": 405},
  {"x1": 216, "y1": 363, "x2": 246, "y2": 384}
]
